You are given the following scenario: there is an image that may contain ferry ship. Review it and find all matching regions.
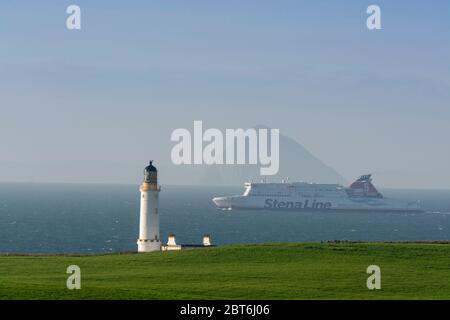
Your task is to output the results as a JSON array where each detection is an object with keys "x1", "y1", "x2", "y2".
[{"x1": 212, "y1": 174, "x2": 423, "y2": 212}]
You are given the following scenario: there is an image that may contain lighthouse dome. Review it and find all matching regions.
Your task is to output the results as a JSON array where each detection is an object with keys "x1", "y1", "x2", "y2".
[{"x1": 145, "y1": 161, "x2": 157, "y2": 173}]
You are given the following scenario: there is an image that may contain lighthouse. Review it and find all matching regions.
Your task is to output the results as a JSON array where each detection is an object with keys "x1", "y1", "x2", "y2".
[{"x1": 137, "y1": 161, "x2": 161, "y2": 252}]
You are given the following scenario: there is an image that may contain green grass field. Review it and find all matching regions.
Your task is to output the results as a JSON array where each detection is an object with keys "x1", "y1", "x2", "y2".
[{"x1": 1, "y1": 242, "x2": 449, "y2": 300}]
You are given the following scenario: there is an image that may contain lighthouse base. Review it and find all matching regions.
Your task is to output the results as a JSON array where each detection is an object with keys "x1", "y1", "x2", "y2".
[{"x1": 137, "y1": 239, "x2": 161, "y2": 252}]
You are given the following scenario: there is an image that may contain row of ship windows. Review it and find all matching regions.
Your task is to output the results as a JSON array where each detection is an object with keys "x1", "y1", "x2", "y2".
[
  {"x1": 253, "y1": 189, "x2": 341, "y2": 193},
  {"x1": 252, "y1": 194, "x2": 337, "y2": 197},
  {"x1": 252, "y1": 191, "x2": 341, "y2": 196},
  {"x1": 251, "y1": 194, "x2": 291, "y2": 197}
]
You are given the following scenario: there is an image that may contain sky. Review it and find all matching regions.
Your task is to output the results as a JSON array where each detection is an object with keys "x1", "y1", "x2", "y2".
[{"x1": 0, "y1": 0, "x2": 449, "y2": 188}]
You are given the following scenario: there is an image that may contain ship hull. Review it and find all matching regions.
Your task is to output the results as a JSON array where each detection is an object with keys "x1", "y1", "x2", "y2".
[
  {"x1": 212, "y1": 196, "x2": 423, "y2": 213},
  {"x1": 224, "y1": 206, "x2": 424, "y2": 213}
]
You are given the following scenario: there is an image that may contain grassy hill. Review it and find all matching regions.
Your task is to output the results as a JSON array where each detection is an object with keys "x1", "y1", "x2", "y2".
[{"x1": 1, "y1": 242, "x2": 450, "y2": 300}]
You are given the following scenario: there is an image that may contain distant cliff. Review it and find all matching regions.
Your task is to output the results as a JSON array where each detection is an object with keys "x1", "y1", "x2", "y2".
[{"x1": 159, "y1": 126, "x2": 347, "y2": 186}]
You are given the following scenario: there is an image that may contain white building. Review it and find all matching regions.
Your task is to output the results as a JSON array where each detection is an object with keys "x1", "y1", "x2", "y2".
[
  {"x1": 203, "y1": 234, "x2": 211, "y2": 246},
  {"x1": 137, "y1": 161, "x2": 161, "y2": 252},
  {"x1": 162, "y1": 234, "x2": 182, "y2": 251}
]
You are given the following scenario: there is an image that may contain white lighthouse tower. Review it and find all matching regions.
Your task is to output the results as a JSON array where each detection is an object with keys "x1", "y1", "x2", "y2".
[{"x1": 137, "y1": 161, "x2": 161, "y2": 252}]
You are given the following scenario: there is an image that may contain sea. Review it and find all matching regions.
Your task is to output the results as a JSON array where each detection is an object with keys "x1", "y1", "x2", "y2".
[{"x1": 0, "y1": 183, "x2": 449, "y2": 254}]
